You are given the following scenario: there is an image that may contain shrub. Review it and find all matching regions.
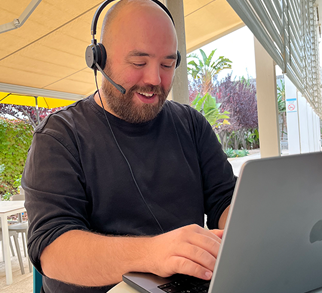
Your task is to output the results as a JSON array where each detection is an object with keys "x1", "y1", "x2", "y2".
[
  {"x1": 0, "y1": 118, "x2": 33, "y2": 195},
  {"x1": 224, "y1": 148, "x2": 249, "y2": 158},
  {"x1": 2, "y1": 192, "x2": 12, "y2": 201}
]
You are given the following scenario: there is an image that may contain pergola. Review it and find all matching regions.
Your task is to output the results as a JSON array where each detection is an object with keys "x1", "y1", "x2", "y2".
[{"x1": 0, "y1": 0, "x2": 243, "y2": 100}]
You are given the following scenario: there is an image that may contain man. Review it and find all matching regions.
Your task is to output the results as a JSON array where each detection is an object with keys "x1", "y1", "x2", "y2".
[{"x1": 22, "y1": 1, "x2": 236, "y2": 292}]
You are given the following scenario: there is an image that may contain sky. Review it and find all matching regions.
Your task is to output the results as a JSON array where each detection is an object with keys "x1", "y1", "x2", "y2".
[{"x1": 189, "y1": 26, "x2": 283, "y2": 81}]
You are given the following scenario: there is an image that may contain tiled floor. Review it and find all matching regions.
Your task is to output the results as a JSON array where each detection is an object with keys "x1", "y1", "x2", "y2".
[{"x1": 0, "y1": 149, "x2": 263, "y2": 292}]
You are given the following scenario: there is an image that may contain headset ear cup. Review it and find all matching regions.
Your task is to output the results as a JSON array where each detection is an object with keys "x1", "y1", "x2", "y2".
[
  {"x1": 176, "y1": 51, "x2": 181, "y2": 68},
  {"x1": 85, "y1": 45, "x2": 96, "y2": 69},
  {"x1": 96, "y1": 43, "x2": 107, "y2": 70}
]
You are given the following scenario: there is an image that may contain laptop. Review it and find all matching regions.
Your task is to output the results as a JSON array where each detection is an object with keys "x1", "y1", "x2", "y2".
[{"x1": 123, "y1": 152, "x2": 322, "y2": 293}]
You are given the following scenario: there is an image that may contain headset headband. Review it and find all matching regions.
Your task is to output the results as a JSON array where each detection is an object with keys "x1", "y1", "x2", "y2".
[{"x1": 91, "y1": 0, "x2": 175, "y2": 39}]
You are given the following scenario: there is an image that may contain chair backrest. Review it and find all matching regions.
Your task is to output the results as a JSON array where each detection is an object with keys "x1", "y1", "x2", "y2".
[
  {"x1": 11, "y1": 193, "x2": 26, "y2": 222},
  {"x1": 33, "y1": 266, "x2": 43, "y2": 293},
  {"x1": 0, "y1": 229, "x2": 19, "y2": 239},
  {"x1": 11, "y1": 193, "x2": 25, "y2": 201}
]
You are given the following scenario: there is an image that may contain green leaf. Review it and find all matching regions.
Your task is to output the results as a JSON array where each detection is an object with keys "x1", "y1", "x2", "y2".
[
  {"x1": 206, "y1": 50, "x2": 216, "y2": 67},
  {"x1": 199, "y1": 49, "x2": 207, "y2": 65},
  {"x1": 203, "y1": 94, "x2": 217, "y2": 114}
]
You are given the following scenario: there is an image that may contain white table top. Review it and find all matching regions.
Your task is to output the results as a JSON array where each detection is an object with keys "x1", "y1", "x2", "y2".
[
  {"x1": 0, "y1": 200, "x2": 25, "y2": 214},
  {"x1": 110, "y1": 281, "x2": 139, "y2": 292}
]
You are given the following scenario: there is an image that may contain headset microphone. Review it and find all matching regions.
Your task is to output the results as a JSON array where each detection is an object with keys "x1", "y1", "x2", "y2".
[{"x1": 95, "y1": 62, "x2": 126, "y2": 95}]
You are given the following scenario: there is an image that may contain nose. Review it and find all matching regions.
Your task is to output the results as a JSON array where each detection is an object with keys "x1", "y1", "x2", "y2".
[{"x1": 143, "y1": 64, "x2": 161, "y2": 86}]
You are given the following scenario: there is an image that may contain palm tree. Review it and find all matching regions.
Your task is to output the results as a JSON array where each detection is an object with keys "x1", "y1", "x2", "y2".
[{"x1": 187, "y1": 48, "x2": 232, "y2": 96}]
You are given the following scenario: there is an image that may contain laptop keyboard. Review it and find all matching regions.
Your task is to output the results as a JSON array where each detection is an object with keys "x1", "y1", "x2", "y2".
[{"x1": 157, "y1": 275, "x2": 210, "y2": 293}]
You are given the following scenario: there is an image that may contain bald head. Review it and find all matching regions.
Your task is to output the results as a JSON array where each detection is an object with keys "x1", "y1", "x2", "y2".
[{"x1": 100, "y1": 0, "x2": 177, "y2": 53}]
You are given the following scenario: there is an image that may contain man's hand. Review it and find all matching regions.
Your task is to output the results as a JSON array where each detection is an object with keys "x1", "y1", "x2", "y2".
[
  {"x1": 146, "y1": 224, "x2": 223, "y2": 280},
  {"x1": 40, "y1": 225, "x2": 225, "y2": 287}
]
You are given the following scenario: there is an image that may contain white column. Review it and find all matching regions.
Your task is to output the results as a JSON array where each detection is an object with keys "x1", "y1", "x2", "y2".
[
  {"x1": 166, "y1": 0, "x2": 189, "y2": 104},
  {"x1": 315, "y1": 112, "x2": 321, "y2": 151},
  {"x1": 314, "y1": 113, "x2": 317, "y2": 151},
  {"x1": 316, "y1": 115, "x2": 321, "y2": 152},
  {"x1": 298, "y1": 93, "x2": 310, "y2": 153},
  {"x1": 285, "y1": 76, "x2": 301, "y2": 154},
  {"x1": 314, "y1": 112, "x2": 319, "y2": 151},
  {"x1": 307, "y1": 105, "x2": 314, "y2": 152},
  {"x1": 160, "y1": 0, "x2": 173, "y2": 101},
  {"x1": 254, "y1": 37, "x2": 280, "y2": 158}
]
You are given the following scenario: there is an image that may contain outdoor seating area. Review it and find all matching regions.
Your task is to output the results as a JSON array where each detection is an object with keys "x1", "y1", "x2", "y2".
[
  {"x1": 0, "y1": 187, "x2": 33, "y2": 292},
  {"x1": 0, "y1": 0, "x2": 321, "y2": 292}
]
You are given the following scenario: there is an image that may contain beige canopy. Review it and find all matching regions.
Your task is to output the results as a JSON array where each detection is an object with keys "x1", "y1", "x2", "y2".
[{"x1": 0, "y1": 0, "x2": 243, "y2": 98}]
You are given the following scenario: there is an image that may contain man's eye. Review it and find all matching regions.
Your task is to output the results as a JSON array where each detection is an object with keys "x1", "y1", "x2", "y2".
[
  {"x1": 162, "y1": 64, "x2": 174, "y2": 69},
  {"x1": 133, "y1": 63, "x2": 145, "y2": 67}
]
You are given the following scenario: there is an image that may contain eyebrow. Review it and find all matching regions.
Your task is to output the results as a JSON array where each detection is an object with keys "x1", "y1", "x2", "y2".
[
  {"x1": 165, "y1": 53, "x2": 177, "y2": 60},
  {"x1": 127, "y1": 50, "x2": 177, "y2": 60}
]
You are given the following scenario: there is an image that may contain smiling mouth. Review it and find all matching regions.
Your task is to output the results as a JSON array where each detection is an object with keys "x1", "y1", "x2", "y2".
[
  {"x1": 135, "y1": 91, "x2": 158, "y2": 104},
  {"x1": 137, "y1": 92, "x2": 155, "y2": 98}
]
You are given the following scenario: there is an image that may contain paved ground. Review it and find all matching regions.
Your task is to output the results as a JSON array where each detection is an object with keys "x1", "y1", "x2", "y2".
[
  {"x1": 228, "y1": 149, "x2": 261, "y2": 176},
  {"x1": 0, "y1": 148, "x2": 266, "y2": 292},
  {"x1": 0, "y1": 235, "x2": 33, "y2": 293}
]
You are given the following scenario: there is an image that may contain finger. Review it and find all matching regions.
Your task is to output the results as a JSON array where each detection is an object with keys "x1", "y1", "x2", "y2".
[
  {"x1": 175, "y1": 242, "x2": 217, "y2": 272},
  {"x1": 186, "y1": 224, "x2": 222, "y2": 243},
  {"x1": 210, "y1": 229, "x2": 224, "y2": 239},
  {"x1": 170, "y1": 256, "x2": 213, "y2": 280},
  {"x1": 185, "y1": 231, "x2": 221, "y2": 259}
]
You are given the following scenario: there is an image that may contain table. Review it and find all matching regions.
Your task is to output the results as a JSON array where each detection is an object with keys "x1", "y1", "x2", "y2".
[
  {"x1": 110, "y1": 282, "x2": 138, "y2": 292},
  {"x1": 0, "y1": 200, "x2": 26, "y2": 285},
  {"x1": 109, "y1": 281, "x2": 322, "y2": 293}
]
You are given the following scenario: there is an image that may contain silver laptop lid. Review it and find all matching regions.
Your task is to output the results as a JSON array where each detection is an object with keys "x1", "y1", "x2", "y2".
[{"x1": 210, "y1": 152, "x2": 322, "y2": 293}]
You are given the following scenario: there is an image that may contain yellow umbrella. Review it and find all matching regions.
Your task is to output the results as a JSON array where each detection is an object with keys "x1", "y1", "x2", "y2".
[
  {"x1": 0, "y1": 92, "x2": 75, "y2": 108},
  {"x1": 0, "y1": 92, "x2": 76, "y2": 124}
]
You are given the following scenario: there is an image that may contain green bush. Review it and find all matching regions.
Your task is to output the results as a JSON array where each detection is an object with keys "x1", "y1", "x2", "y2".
[
  {"x1": 0, "y1": 118, "x2": 33, "y2": 195},
  {"x1": 224, "y1": 148, "x2": 235, "y2": 158},
  {"x1": 224, "y1": 148, "x2": 249, "y2": 158},
  {"x1": 235, "y1": 149, "x2": 249, "y2": 157},
  {"x1": 2, "y1": 192, "x2": 12, "y2": 201}
]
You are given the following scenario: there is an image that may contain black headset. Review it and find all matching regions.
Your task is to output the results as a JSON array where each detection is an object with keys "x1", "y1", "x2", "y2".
[{"x1": 85, "y1": 0, "x2": 181, "y2": 95}]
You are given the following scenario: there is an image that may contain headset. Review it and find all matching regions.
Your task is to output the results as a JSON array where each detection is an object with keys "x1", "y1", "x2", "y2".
[
  {"x1": 85, "y1": 0, "x2": 183, "y2": 233},
  {"x1": 85, "y1": 0, "x2": 181, "y2": 95}
]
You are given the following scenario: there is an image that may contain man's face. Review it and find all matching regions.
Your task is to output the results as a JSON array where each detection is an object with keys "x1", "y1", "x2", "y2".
[
  {"x1": 101, "y1": 61, "x2": 172, "y2": 124},
  {"x1": 100, "y1": 4, "x2": 178, "y2": 123}
]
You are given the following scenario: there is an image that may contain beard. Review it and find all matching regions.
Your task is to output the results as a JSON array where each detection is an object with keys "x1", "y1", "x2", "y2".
[{"x1": 101, "y1": 68, "x2": 171, "y2": 124}]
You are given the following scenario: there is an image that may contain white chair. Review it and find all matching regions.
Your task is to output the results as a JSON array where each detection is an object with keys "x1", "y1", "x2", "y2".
[
  {"x1": 10, "y1": 192, "x2": 32, "y2": 272},
  {"x1": 9, "y1": 222, "x2": 28, "y2": 256},
  {"x1": 0, "y1": 230, "x2": 25, "y2": 274}
]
